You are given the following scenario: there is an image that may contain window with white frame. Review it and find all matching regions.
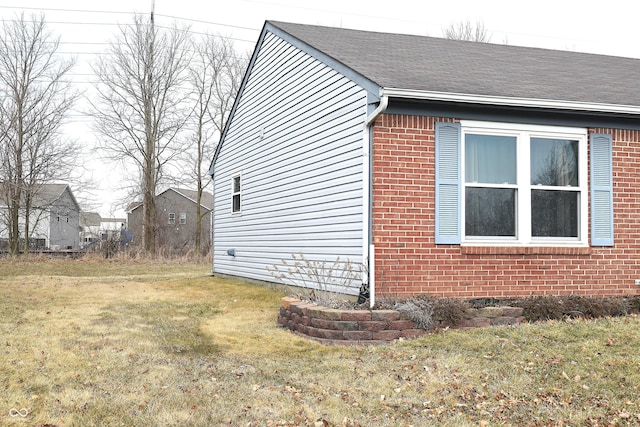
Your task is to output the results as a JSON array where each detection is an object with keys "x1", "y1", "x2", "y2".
[
  {"x1": 461, "y1": 121, "x2": 587, "y2": 245},
  {"x1": 179, "y1": 213, "x2": 186, "y2": 224},
  {"x1": 232, "y1": 174, "x2": 241, "y2": 213},
  {"x1": 168, "y1": 212, "x2": 175, "y2": 224}
]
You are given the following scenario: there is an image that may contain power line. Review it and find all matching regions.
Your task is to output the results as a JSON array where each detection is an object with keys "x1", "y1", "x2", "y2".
[
  {"x1": 0, "y1": 17, "x2": 257, "y2": 46},
  {"x1": 0, "y1": 5, "x2": 261, "y2": 36},
  {"x1": 155, "y1": 14, "x2": 259, "y2": 33},
  {"x1": 0, "y1": 5, "x2": 135, "y2": 15}
]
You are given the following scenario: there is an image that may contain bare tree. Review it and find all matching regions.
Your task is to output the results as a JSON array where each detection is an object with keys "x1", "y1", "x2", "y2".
[
  {"x1": 0, "y1": 13, "x2": 79, "y2": 256},
  {"x1": 184, "y1": 34, "x2": 247, "y2": 254},
  {"x1": 443, "y1": 19, "x2": 492, "y2": 42},
  {"x1": 91, "y1": 13, "x2": 193, "y2": 255}
]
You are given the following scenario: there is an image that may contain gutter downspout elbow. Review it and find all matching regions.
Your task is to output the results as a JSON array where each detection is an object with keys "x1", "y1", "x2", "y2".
[
  {"x1": 366, "y1": 96, "x2": 388, "y2": 127},
  {"x1": 363, "y1": 95, "x2": 388, "y2": 309}
]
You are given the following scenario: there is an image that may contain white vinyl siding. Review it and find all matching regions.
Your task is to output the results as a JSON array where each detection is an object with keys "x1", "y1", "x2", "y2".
[{"x1": 212, "y1": 31, "x2": 367, "y2": 293}]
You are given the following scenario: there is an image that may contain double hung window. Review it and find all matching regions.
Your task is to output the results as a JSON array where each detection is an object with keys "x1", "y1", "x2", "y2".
[
  {"x1": 232, "y1": 174, "x2": 241, "y2": 213},
  {"x1": 460, "y1": 121, "x2": 587, "y2": 245}
]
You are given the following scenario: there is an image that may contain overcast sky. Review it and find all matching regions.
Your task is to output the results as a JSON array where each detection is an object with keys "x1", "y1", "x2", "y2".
[{"x1": 2, "y1": 0, "x2": 638, "y2": 217}]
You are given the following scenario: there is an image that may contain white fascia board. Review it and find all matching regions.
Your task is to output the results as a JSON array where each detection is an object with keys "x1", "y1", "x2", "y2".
[{"x1": 381, "y1": 87, "x2": 640, "y2": 116}]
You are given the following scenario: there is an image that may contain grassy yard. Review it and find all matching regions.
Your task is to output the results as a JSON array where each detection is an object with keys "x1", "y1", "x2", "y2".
[{"x1": 1, "y1": 258, "x2": 640, "y2": 426}]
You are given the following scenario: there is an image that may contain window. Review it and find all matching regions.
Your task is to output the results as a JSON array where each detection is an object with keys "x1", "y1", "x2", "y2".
[
  {"x1": 168, "y1": 213, "x2": 175, "y2": 224},
  {"x1": 179, "y1": 213, "x2": 186, "y2": 224},
  {"x1": 232, "y1": 174, "x2": 241, "y2": 213},
  {"x1": 436, "y1": 121, "x2": 590, "y2": 246},
  {"x1": 464, "y1": 134, "x2": 517, "y2": 237}
]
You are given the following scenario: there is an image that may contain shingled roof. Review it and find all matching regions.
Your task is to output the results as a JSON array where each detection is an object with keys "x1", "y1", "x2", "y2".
[
  {"x1": 172, "y1": 188, "x2": 214, "y2": 210},
  {"x1": 269, "y1": 21, "x2": 640, "y2": 112},
  {"x1": 33, "y1": 183, "x2": 77, "y2": 208}
]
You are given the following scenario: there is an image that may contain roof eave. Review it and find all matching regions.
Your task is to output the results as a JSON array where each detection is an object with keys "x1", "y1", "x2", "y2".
[{"x1": 382, "y1": 88, "x2": 640, "y2": 116}]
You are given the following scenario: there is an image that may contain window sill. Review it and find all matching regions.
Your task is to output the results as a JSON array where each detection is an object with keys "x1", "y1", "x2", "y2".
[{"x1": 461, "y1": 246, "x2": 592, "y2": 256}]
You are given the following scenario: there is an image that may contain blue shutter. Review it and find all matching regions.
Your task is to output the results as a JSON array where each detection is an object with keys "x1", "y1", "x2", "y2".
[
  {"x1": 590, "y1": 133, "x2": 614, "y2": 246},
  {"x1": 435, "y1": 122, "x2": 461, "y2": 244}
]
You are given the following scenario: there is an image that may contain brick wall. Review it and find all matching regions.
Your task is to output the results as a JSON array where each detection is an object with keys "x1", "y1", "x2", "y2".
[{"x1": 371, "y1": 114, "x2": 640, "y2": 298}]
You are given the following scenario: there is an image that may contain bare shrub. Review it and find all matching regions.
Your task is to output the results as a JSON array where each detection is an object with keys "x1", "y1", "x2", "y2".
[
  {"x1": 429, "y1": 297, "x2": 470, "y2": 326},
  {"x1": 375, "y1": 295, "x2": 469, "y2": 330},
  {"x1": 394, "y1": 300, "x2": 434, "y2": 330},
  {"x1": 514, "y1": 295, "x2": 631, "y2": 322},
  {"x1": 267, "y1": 254, "x2": 363, "y2": 308}
]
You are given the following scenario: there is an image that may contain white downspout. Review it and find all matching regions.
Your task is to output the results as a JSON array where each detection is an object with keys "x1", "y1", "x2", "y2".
[{"x1": 363, "y1": 96, "x2": 388, "y2": 309}]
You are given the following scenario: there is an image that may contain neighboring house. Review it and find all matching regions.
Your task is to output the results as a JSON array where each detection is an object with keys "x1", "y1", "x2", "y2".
[
  {"x1": 127, "y1": 188, "x2": 213, "y2": 252},
  {"x1": 210, "y1": 21, "x2": 640, "y2": 303},
  {"x1": 79, "y1": 212, "x2": 127, "y2": 248},
  {"x1": 0, "y1": 183, "x2": 80, "y2": 250},
  {"x1": 80, "y1": 212, "x2": 102, "y2": 246},
  {"x1": 100, "y1": 216, "x2": 127, "y2": 241}
]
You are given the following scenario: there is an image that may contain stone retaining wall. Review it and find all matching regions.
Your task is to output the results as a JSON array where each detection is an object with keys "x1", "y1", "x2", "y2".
[{"x1": 278, "y1": 297, "x2": 525, "y2": 344}]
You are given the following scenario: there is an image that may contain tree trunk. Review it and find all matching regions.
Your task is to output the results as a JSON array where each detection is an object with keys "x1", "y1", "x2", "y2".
[
  {"x1": 142, "y1": 161, "x2": 156, "y2": 255},
  {"x1": 8, "y1": 196, "x2": 20, "y2": 256},
  {"x1": 22, "y1": 197, "x2": 30, "y2": 254},
  {"x1": 195, "y1": 185, "x2": 202, "y2": 254}
]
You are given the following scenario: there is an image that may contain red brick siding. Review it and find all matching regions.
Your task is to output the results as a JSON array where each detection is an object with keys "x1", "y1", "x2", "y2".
[{"x1": 371, "y1": 114, "x2": 640, "y2": 298}]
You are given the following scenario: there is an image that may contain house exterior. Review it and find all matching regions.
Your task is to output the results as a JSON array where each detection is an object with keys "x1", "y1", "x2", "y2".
[
  {"x1": 210, "y1": 21, "x2": 640, "y2": 303},
  {"x1": 1, "y1": 183, "x2": 80, "y2": 250},
  {"x1": 80, "y1": 212, "x2": 102, "y2": 246},
  {"x1": 80, "y1": 212, "x2": 127, "y2": 248},
  {"x1": 33, "y1": 184, "x2": 81, "y2": 250},
  {"x1": 99, "y1": 217, "x2": 127, "y2": 240},
  {"x1": 127, "y1": 188, "x2": 213, "y2": 252}
]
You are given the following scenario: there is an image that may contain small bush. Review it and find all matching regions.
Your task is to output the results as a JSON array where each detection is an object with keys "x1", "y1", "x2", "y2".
[
  {"x1": 429, "y1": 296, "x2": 470, "y2": 326},
  {"x1": 504, "y1": 295, "x2": 631, "y2": 322},
  {"x1": 376, "y1": 295, "x2": 470, "y2": 330},
  {"x1": 394, "y1": 300, "x2": 434, "y2": 330},
  {"x1": 513, "y1": 296, "x2": 565, "y2": 322},
  {"x1": 267, "y1": 254, "x2": 363, "y2": 307},
  {"x1": 626, "y1": 296, "x2": 640, "y2": 313}
]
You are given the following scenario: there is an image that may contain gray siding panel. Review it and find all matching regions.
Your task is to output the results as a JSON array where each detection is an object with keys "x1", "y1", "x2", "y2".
[{"x1": 213, "y1": 31, "x2": 367, "y2": 293}]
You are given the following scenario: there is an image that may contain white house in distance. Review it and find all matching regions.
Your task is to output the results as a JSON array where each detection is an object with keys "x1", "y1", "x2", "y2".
[
  {"x1": 79, "y1": 212, "x2": 126, "y2": 248},
  {"x1": 80, "y1": 211, "x2": 101, "y2": 246}
]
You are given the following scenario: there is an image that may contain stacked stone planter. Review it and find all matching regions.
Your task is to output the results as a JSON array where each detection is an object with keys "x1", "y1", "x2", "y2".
[
  {"x1": 278, "y1": 297, "x2": 525, "y2": 345},
  {"x1": 278, "y1": 297, "x2": 425, "y2": 345}
]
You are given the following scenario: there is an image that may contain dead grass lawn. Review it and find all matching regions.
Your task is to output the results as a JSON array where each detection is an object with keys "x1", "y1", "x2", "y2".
[{"x1": 1, "y1": 258, "x2": 640, "y2": 426}]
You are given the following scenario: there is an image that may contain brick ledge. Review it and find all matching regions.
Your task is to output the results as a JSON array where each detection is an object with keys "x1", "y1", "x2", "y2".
[{"x1": 461, "y1": 246, "x2": 592, "y2": 255}]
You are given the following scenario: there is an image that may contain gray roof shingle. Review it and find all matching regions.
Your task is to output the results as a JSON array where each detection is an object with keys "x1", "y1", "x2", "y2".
[
  {"x1": 172, "y1": 188, "x2": 214, "y2": 210},
  {"x1": 269, "y1": 21, "x2": 640, "y2": 108},
  {"x1": 33, "y1": 183, "x2": 71, "y2": 207},
  {"x1": 80, "y1": 212, "x2": 102, "y2": 227}
]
